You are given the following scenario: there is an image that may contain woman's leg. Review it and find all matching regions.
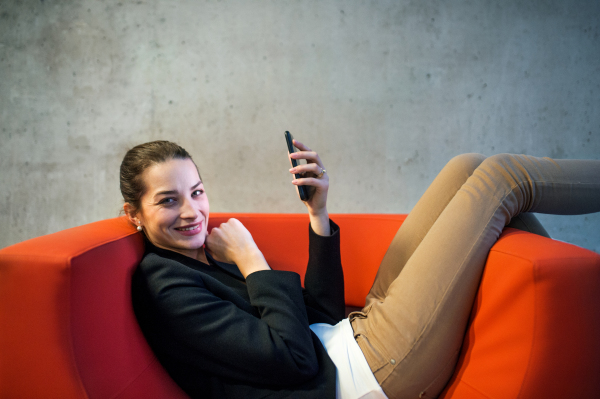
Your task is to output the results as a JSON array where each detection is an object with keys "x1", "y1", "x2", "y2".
[
  {"x1": 364, "y1": 153, "x2": 487, "y2": 308},
  {"x1": 365, "y1": 155, "x2": 550, "y2": 309},
  {"x1": 506, "y1": 212, "x2": 550, "y2": 237},
  {"x1": 351, "y1": 154, "x2": 600, "y2": 398}
]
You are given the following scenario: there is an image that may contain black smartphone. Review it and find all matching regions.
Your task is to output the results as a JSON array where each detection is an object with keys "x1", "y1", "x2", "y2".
[{"x1": 284, "y1": 131, "x2": 310, "y2": 201}]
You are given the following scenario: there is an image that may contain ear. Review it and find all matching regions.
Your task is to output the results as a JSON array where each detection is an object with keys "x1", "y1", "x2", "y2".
[{"x1": 123, "y1": 203, "x2": 141, "y2": 227}]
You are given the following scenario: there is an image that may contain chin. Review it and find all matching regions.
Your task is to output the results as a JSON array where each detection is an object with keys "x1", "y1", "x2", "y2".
[{"x1": 182, "y1": 235, "x2": 207, "y2": 250}]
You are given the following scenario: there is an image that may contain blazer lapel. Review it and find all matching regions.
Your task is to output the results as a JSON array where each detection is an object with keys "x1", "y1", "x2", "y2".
[
  {"x1": 143, "y1": 237, "x2": 245, "y2": 281},
  {"x1": 205, "y1": 252, "x2": 245, "y2": 281}
]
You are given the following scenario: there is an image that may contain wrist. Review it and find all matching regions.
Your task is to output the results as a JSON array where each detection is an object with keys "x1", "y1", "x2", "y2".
[
  {"x1": 308, "y1": 206, "x2": 328, "y2": 219},
  {"x1": 232, "y1": 244, "x2": 261, "y2": 265},
  {"x1": 309, "y1": 210, "x2": 330, "y2": 236},
  {"x1": 235, "y1": 249, "x2": 271, "y2": 278}
]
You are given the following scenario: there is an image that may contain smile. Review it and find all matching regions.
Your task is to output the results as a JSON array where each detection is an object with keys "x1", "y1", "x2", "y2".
[
  {"x1": 174, "y1": 222, "x2": 203, "y2": 236},
  {"x1": 177, "y1": 225, "x2": 200, "y2": 232}
]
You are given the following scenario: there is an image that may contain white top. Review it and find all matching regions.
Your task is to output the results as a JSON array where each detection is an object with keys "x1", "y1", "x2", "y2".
[{"x1": 310, "y1": 319, "x2": 388, "y2": 399}]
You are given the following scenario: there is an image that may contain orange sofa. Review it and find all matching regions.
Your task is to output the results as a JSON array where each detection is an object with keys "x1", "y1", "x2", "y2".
[{"x1": 1, "y1": 214, "x2": 599, "y2": 398}]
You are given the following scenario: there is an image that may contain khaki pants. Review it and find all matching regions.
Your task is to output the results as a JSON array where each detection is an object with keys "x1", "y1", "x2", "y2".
[{"x1": 350, "y1": 154, "x2": 600, "y2": 398}]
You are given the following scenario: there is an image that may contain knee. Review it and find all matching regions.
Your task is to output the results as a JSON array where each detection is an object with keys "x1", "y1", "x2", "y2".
[
  {"x1": 475, "y1": 153, "x2": 527, "y2": 189},
  {"x1": 446, "y1": 153, "x2": 487, "y2": 175},
  {"x1": 479, "y1": 153, "x2": 521, "y2": 172}
]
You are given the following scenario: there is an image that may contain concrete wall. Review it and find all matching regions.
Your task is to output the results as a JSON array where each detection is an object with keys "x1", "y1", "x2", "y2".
[{"x1": 1, "y1": 0, "x2": 599, "y2": 252}]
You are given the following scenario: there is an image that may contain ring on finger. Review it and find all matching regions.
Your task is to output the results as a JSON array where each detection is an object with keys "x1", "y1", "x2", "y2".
[{"x1": 316, "y1": 168, "x2": 326, "y2": 178}]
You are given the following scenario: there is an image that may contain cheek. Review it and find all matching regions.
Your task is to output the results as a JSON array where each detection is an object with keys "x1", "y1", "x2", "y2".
[
  {"x1": 199, "y1": 197, "x2": 210, "y2": 215},
  {"x1": 146, "y1": 210, "x2": 175, "y2": 231}
]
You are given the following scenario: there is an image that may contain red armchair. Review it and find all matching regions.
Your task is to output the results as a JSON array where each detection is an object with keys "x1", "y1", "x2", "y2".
[{"x1": 1, "y1": 214, "x2": 599, "y2": 398}]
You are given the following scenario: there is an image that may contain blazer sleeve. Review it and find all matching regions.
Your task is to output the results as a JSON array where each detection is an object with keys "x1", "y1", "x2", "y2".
[
  {"x1": 303, "y1": 220, "x2": 346, "y2": 323},
  {"x1": 139, "y1": 254, "x2": 319, "y2": 387}
]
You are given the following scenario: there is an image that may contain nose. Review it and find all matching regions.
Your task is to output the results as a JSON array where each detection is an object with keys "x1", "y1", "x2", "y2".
[{"x1": 179, "y1": 198, "x2": 199, "y2": 220}]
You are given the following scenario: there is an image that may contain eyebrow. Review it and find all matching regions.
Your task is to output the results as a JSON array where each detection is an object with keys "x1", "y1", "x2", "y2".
[{"x1": 153, "y1": 180, "x2": 203, "y2": 198}]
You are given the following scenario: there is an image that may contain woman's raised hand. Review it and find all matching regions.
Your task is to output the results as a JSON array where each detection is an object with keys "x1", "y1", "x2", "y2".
[
  {"x1": 205, "y1": 218, "x2": 271, "y2": 278},
  {"x1": 289, "y1": 139, "x2": 331, "y2": 236}
]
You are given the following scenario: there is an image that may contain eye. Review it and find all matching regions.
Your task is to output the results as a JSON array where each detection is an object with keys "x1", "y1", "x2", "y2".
[
  {"x1": 158, "y1": 197, "x2": 176, "y2": 205},
  {"x1": 192, "y1": 189, "x2": 204, "y2": 197}
]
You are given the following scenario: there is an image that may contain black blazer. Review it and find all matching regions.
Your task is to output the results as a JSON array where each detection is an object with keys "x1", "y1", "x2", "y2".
[{"x1": 131, "y1": 221, "x2": 345, "y2": 398}]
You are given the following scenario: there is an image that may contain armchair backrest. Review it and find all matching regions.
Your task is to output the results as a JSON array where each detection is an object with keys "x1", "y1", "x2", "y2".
[
  {"x1": 209, "y1": 213, "x2": 407, "y2": 306},
  {"x1": 0, "y1": 213, "x2": 406, "y2": 398},
  {"x1": 0, "y1": 217, "x2": 185, "y2": 398}
]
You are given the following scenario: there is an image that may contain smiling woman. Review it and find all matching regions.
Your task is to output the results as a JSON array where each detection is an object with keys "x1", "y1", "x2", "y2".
[
  {"x1": 120, "y1": 139, "x2": 338, "y2": 398},
  {"x1": 119, "y1": 140, "x2": 600, "y2": 399},
  {"x1": 125, "y1": 158, "x2": 210, "y2": 262}
]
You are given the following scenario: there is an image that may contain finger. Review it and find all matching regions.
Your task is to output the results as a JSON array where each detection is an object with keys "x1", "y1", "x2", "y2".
[
  {"x1": 292, "y1": 175, "x2": 328, "y2": 187},
  {"x1": 290, "y1": 150, "x2": 317, "y2": 159},
  {"x1": 205, "y1": 231, "x2": 216, "y2": 245},
  {"x1": 290, "y1": 150, "x2": 323, "y2": 167},
  {"x1": 290, "y1": 162, "x2": 324, "y2": 176},
  {"x1": 221, "y1": 218, "x2": 238, "y2": 230},
  {"x1": 292, "y1": 139, "x2": 311, "y2": 152}
]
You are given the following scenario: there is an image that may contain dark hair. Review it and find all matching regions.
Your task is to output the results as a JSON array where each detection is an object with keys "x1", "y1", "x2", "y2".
[{"x1": 120, "y1": 140, "x2": 200, "y2": 214}]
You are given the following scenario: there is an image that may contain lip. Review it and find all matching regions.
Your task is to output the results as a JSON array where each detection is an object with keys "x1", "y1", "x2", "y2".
[{"x1": 174, "y1": 222, "x2": 203, "y2": 237}]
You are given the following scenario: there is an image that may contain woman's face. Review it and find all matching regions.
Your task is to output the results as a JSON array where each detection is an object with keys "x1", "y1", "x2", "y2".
[{"x1": 136, "y1": 158, "x2": 209, "y2": 259}]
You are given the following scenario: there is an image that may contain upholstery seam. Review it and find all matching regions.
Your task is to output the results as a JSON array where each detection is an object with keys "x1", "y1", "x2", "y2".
[
  {"x1": 515, "y1": 260, "x2": 538, "y2": 399},
  {"x1": 65, "y1": 257, "x2": 91, "y2": 398},
  {"x1": 456, "y1": 378, "x2": 492, "y2": 398},
  {"x1": 68, "y1": 230, "x2": 141, "y2": 261},
  {"x1": 490, "y1": 248, "x2": 593, "y2": 263},
  {"x1": 109, "y1": 356, "x2": 163, "y2": 399}
]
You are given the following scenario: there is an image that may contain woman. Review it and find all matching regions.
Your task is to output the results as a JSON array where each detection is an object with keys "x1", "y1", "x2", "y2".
[{"x1": 122, "y1": 140, "x2": 599, "y2": 399}]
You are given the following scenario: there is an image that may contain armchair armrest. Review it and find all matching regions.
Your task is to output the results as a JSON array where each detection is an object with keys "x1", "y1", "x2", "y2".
[{"x1": 441, "y1": 228, "x2": 600, "y2": 398}]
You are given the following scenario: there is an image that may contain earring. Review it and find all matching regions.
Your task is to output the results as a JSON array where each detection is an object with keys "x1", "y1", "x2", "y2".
[{"x1": 137, "y1": 224, "x2": 143, "y2": 232}]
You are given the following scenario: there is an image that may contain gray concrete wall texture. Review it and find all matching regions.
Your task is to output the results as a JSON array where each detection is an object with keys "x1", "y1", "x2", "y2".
[{"x1": 1, "y1": 0, "x2": 599, "y2": 252}]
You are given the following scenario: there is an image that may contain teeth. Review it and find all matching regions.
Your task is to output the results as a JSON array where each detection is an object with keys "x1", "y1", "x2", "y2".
[{"x1": 179, "y1": 225, "x2": 199, "y2": 231}]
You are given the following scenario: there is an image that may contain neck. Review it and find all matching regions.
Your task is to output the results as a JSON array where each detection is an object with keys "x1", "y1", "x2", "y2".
[
  {"x1": 153, "y1": 242, "x2": 209, "y2": 264},
  {"x1": 195, "y1": 247, "x2": 208, "y2": 264}
]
